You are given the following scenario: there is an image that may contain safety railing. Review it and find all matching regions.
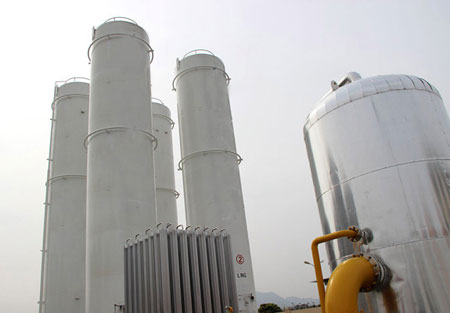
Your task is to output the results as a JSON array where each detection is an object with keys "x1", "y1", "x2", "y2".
[
  {"x1": 51, "y1": 93, "x2": 89, "y2": 110},
  {"x1": 84, "y1": 127, "x2": 158, "y2": 150},
  {"x1": 104, "y1": 17, "x2": 138, "y2": 24},
  {"x1": 88, "y1": 33, "x2": 154, "y2": 63},
  {"x1": 172, "y1": 65, "x2": 230, "y2": 91},
  {"x1": 178, "y1": 150, "x2": 242, "y2": 170},
  {"x1": 155, "y1": 187, "x2": 180, "y2": 198},
  {"x1": 55, "y1": 77, "x2": 89, "y2": 88},
  {"x1": 46, "y1": 175, "x2": 87, "y2": 186},
  {"x1": 183, "y1": 49, "x2": 215, "y2": 59}
]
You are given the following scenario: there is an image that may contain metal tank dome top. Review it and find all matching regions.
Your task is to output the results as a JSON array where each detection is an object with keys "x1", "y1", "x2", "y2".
[{"x1": 304, "y1": 74, "x2": 442, "y2": 132}]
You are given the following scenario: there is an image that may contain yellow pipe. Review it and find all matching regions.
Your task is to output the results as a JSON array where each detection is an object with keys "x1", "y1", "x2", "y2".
[
  {"x1": 325, "y1": 257, "x2": 375, "y2": 313},
  {"x1": 311, "y1": 229, "x2": 358, "y2": 313}
]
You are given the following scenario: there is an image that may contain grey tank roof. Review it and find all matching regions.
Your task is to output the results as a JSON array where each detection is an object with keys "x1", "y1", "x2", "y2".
[{"x1": 304, "y1": 74, "x2": 441, "y2": 132}]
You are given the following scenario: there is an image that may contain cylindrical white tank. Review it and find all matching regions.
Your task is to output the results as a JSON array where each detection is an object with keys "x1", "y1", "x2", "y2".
[
  {"x1": 39, "y1": 78, "x2": 89, "y2": 313},
  {"x1": 304, "y1": 74, "x2": 450, "y2": 312},
  {"x1": 152, "y1": 98, "x2": 178, "y2": 225},
  {"x1": 85, "y1": 17, "x2": 156, "y2": 313},
  {"x1": 174, "y1": 50, "x2": 257, "y2": 313}
]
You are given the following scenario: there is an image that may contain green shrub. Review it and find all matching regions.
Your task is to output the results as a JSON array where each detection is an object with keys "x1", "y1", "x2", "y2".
[{"x1": 258, "y1": 303, "x2": 282, "y2": 313}]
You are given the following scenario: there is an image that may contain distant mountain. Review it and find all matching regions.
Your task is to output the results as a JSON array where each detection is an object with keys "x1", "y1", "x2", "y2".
[{"x1": 255, "y1": 291, "x2": 319, "y2": 309}]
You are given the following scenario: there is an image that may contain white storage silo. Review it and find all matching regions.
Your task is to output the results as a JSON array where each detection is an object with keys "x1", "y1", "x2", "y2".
[
  {"x1": 174, "y1": 50, "x2": 256, "y2": 313},
  {"x1": 39, "y1": 78, "x2": 89, "y2": 313},
  {"x1": 85, "y1": 17, "x2": 156, "y2": 313},
  {"x1": 304, "y1": 74, "x2": 450, "y2": 312},
  {"x1": 152, "y1": 98, "x2": 178, "y2": 225}
]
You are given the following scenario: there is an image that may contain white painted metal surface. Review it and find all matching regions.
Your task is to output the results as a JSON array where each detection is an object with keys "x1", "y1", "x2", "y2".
[
  {"x1": 86, "y1": 18, "x2": 156, "y2": 313},
  {"x1": 152, "y1": 98, "x2": 178, "y2": 225},
  {"x1": 174, "y1": 52, "x2": 257, "y2": 313},
  {"x1": 39, "y1": 78, "x2": 89, "y2": 313},
  {"x1": 304, "y1": 74, "x2": 450, "y2": 312}
]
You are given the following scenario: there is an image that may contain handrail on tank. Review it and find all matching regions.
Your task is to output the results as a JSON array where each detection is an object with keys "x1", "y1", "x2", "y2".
[
  {"x1": 183, "y1": 49, "x2": 215, "y2": 59},
  {"x1": 178, "y1": 150, "x2": 243, "y2": 171},
  {"x1": 155, "y1": 187, "x2": 180, "y2": 198},
  {"x1": 153, "y1": 114, "x2": 175, "y2": 129},
  {"x1": 84, "y1": 127, "x2": 158, "y2": 150},
  {"x1": 104, "y1": 17, "x2": 138, "y2": 25},
  {"x1": 87, "y1": 33, "x2": 154, "y2": 63},
  {"x1": 151, "y1": 97, "x2": 164, "y2": 105},
  {"x1": 55, "y1": 77, "x2": 90, "y2": 88},
  {"x1": 51, "y1": 93, "x2": 89, "y2": 110},
  {"x1": 311, "y1": 227, "x2": 360, "y2": 313},
  {"x1": 172, "y1": 65, "x2": 230, "y2": 91}
]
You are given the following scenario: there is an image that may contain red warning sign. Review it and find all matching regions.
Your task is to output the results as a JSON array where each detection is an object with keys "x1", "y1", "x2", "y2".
[{"x1": 236, "y1": 254, "x2": 245, "y2": 265}]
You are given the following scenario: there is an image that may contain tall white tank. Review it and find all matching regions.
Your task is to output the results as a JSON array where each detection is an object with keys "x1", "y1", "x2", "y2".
[
  {"x1": 85, "y1": 17, "x2": 156, "y2": 313},
  {"x1": 152, "y1": 98, "x2": 178, "y2": 225},
  {"x1": 304, "y1": 74, "x2": 450, "y2": 312},
  {"x1": 174, "y1": 50, "x2": 257, "y2": 313},
  {"x1": 39, "y1": 78, "x2": 89, "y2": 313}
]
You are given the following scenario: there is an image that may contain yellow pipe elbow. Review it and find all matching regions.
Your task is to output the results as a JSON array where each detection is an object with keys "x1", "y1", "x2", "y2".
[
  {"x1": 311, "y1": 229, "x2": 358, "y2": 313},
  {"x1": 325, "y1": 256, "x2": 376, "y2": 313}
]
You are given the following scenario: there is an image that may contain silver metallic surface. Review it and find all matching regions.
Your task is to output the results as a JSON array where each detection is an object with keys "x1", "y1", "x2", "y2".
[
  {"x1": 152, "y1": 99, "x2": 178, "y2": 225},
  {"x1": 304, "y1": 74, "x2": 450, "y2": 312},
  {"x1": 175, "y1": 52, "x2": 256, "y2": 313},
  {"x1": 124, "y1": 227, "x2": 238, "y2": 313},
  {"x1": 86, "y1": 18, "x2": 156, "y2": 313},
  {"x1": 40, "y1": 80, "x2": 89, "y2": 313}
]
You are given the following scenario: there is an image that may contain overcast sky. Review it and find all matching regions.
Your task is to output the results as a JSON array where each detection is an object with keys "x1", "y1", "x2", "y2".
[{"x1": 1, "y1": 1, "x2": 450, "y2": 312}]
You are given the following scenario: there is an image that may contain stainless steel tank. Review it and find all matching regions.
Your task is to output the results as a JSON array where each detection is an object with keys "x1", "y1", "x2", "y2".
[
  {"x1": 40, "y1": 78, "x2": 89, "y2": 313},
  {"x1": 304, "y1": 73, "x2": 450, "y2": 312},
  {"x1": 152, "y1": 98, "x2": 178, "y2": 225}
]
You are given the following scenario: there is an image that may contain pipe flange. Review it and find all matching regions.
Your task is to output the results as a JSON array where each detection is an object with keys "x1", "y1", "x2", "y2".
[
  {"x1": 361, "y1": 254, "x2": 387, "y2": 292},
  {"x1": 347, "y1": 226, "x2": 362, "y2": 242}
]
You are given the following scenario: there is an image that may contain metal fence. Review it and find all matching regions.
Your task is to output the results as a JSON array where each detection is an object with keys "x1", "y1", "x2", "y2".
[{"x1": 124, "y1": 225, "x2": 239, "y2": 313}]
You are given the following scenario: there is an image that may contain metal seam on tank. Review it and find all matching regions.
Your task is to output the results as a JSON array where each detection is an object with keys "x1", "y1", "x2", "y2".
[
  {"x1": 315, "y1": 158, "x2": 450, "y2": 202},
  {"x1": 328, "y1": 236, "x2": 450, "y2": 265},
  {"x1": 304, "y1": 87, "x2": 442, "y2": 133},
  {"x1": 370, "y1": 235, "x2": 450, "y2": 251},
  {"x1": 172, "y1": 66, "x2": 230, "y2": 91}
]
